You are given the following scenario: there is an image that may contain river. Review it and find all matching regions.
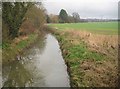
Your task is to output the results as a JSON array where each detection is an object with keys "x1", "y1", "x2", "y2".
[{"x1": 2, "y1": 33, "x2": 70, "y2": 87}]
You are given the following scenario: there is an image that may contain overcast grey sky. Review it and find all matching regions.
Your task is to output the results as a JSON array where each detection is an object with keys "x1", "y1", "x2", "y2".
[{"x1": 43, "y1": 0, "x2": 119, "y2": 19}]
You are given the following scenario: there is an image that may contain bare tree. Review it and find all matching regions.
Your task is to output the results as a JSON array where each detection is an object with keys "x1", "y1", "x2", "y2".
[{"x1": 72, "y1": 12, "x2": 80, "y2": 23}]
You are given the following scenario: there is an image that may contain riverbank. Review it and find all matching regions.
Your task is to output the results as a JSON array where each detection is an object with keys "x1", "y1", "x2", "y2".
[
  {"x1": 2, "y1": 31, "x2": 41, "y2": 65},
  {"x1": 47, "y1": 26, "x2": 118, "y2": 87}
]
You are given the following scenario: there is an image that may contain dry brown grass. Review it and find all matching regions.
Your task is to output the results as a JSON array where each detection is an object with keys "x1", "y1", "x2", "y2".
[
  {"x1": 64, "y1": 29, "x2": 118, "y2": 47},
  {"x1": 64, "y1": 29, "x2": 118, "y2": 56},
  {"x1": 80, "y1": 59, "x2": 118, "y2": 87},
  {"x1": 56, "y1": 29, "x2": 118, "y2": 87},
  {"x1": 13, "y1": 36, "x2": 28, "y2": 45}
]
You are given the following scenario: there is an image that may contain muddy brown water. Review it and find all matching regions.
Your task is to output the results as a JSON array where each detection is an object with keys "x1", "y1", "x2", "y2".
[{"x1": 2, "y1": 33, "x2": 70, "y2": 87}]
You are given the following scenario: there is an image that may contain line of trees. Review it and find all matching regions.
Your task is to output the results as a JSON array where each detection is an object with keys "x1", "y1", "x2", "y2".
[
  {"x1": 2, "y1": 3, "x2": 80, "y2": 43},
  {"x1": 2, "y1": 2, "x2": 46, "y2": 42},
  {"x1": 46, "y1": 9, "x2": 80, "y2": 23},
  {"x1": 2, "y1": 2, "x2": 33, "y2": 39}
]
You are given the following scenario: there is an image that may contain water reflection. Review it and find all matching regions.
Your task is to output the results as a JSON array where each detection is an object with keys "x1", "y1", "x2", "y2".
[
  {"x1": 3, "y1": 34, "x2": 47, "y2": 87},
  {"x1": 2, "y1": 33, "x2": 70, "y2": 87},
  {"x1": 3, "y1": 60, "x2": 32, "y2": 87},
  {"x1": 22, "y1": 33, "x2": 46, "y2": 57}
]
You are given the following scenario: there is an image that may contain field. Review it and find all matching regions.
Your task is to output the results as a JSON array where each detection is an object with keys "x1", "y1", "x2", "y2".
[
  {"x1": 49, "y1": 22, "x2": 118, "y2": 35},
  {"x1": 49, "y1": 22, "x2": 118, "y2": 87}
]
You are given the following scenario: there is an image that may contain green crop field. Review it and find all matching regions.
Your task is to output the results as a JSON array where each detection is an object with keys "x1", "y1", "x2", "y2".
[{"x1": 49, "y1": 22, "x2": 118, "y2": 35}]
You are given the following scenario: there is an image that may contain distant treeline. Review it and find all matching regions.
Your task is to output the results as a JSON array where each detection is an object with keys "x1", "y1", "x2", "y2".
[
  {"x1": 46, "y1": 9, "x2": 118, "y2": 23},
  {"x1": 46, "y1": 9, "x2": 81, "y2": 23},
  {"x1": 80, "y1": 18, "x2": 118, "y2": 22}
]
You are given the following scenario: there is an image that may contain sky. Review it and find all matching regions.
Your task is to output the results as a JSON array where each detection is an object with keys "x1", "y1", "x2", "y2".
[{"x1": 43, "y1": 0, "x2": 119, "y2": 19}]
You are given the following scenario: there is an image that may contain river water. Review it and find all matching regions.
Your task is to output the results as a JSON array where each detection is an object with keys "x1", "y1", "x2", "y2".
[{"x1": 2, "y1": 33, "x2": 70, "y2": 87}]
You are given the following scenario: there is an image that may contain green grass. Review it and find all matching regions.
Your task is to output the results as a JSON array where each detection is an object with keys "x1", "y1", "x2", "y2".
[
  {"x1": 68, "y1": 43, "x2": 104, "y2": 61},
  {"x1": 49, "y1": 22, "x2": 118, "y2": 35},
  {"x1": 16, "y1": 34, "x2": 37, "y2": 49},
  {"x1": 54, "y1": 31, "x2": 105, "y2": 87},
  {"x1": 2, "y1": 33, "x2": 38, "y2": 65}
]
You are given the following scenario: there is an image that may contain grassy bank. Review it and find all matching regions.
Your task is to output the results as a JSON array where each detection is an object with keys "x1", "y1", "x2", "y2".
[
  {"x1": 48, "y1": 22, "x2": 118, "y2": 87},
  {"x1": 2, "y1": 33, "x2": 38, "y2": 65}
]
